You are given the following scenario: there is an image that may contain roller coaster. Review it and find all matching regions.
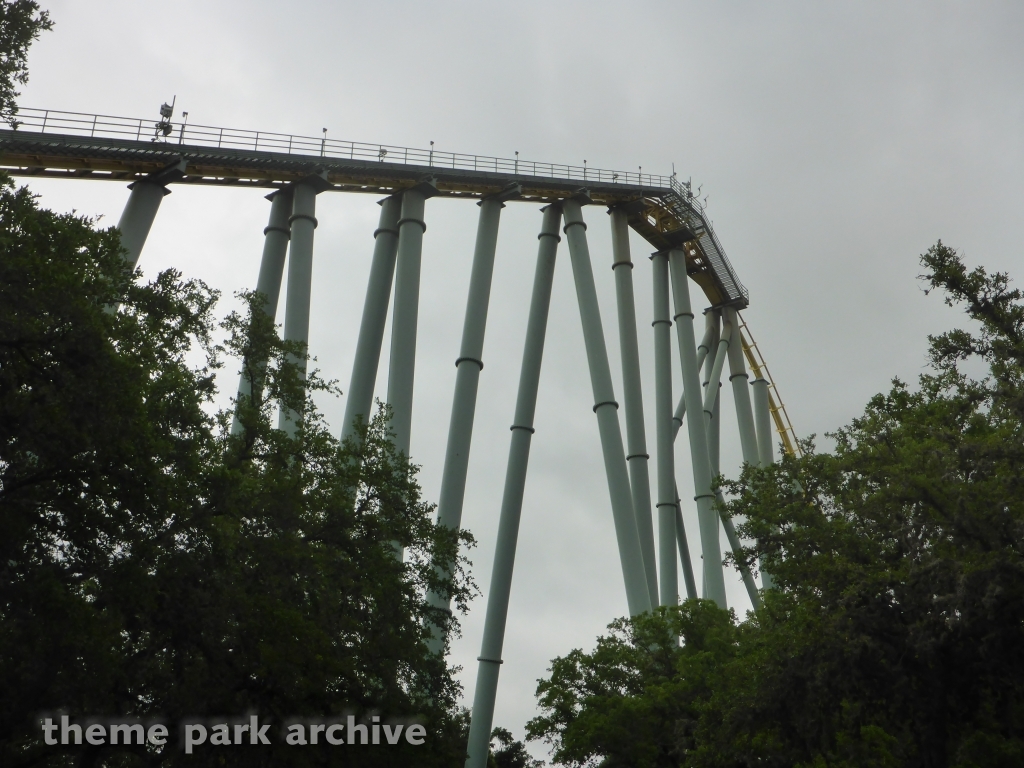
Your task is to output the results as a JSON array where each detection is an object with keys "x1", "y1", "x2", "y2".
[{"x1": 0, "y1": 106, "x2": 800, "y2": 768}]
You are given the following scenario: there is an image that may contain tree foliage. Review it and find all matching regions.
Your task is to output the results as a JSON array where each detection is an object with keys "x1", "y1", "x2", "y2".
[
  {"x1": 0, "y1": 0, "x2": 51, "y2": 126},
  {"x1": 527, "y1": 242, "x2": 1024, "y2": 767},
  {"x1": 0, "y1": 176, "x2": 474, "y2": 767}
]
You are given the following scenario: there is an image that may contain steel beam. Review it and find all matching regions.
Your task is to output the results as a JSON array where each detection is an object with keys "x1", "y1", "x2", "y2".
[
  {"x1": 465, "y1": 205, "x2": 562, "y2": 768},
  {"x1": 277, "y1": 177, "x2": 324, "y2": 436},
  {"x1": 562, "y1": 198, "x2": 651, "y2": 617},
  {"x1": 427, "y1": 187, "x2": 518, "y2": 654},
  {"x1": 340, "y1": 195, "x2": 402, "y2": 443},
  {"x1": 231, "y1": 189, "x2": 292, "y2": 435},
  {"x1": 609, "y1": 207, "x2": 658, "y2": 606},
  {"x1": 668, "y1": 249, "x2": 728, "y2": 609},
  {"x1": 651, "y1": 250, "x2": 677, "y2": 606}
]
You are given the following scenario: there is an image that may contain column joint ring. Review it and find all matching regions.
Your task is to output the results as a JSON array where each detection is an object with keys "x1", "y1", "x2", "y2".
[
  {"x1": 626, "y1": 453, "x2": 650, "y2": 460},
  {"x1": 373, "y1": 227, "x2": 399, "y2": 238},
  {"x1": 562, "y1": 220, "x2": 587, "y2": 233},
  {"x1": 694, "y1": 493, "x2": 715, "y2": 501},
  {"x1": 289, "y1": 213, "x2": 318, "y2": 228},
  {"x1": 652, "y1": 319, "x2": 672, "y2": 327},
  {"x1": 611, "y1": 261, "x2": 633, "y2": 270},
  {"x1": 729, "y1": 372, "x2": 750, "y2": 381},
  {"x1": 263, "y1": 225, "x2": 290, "y2": 237},
  {"x1": 673, "y1": 311, "x2": 695, "y2": 321},
  {"x1": 510, "y1": 424, "x2": 535, "y2": 434},
  {"x1": 455, "y1": 356, "x2": 484, "y2": 370},
  {"x1": 655, "y1": 502, "x2": 679, "y2": 508},
  {"x1": 477, "y1": 657, "x2": 504, "y2": 665},
  {"x1": 538, "y1": 232, "x2": 562, "y2": 242},
  {"x1": 397, "y1": 216, "x2": 427, "y2": 233},
  {"x1": 592, "y1": 400, "x2": 619, "y2": 413}
]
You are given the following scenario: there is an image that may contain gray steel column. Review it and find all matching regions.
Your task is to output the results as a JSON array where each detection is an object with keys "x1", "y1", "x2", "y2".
[
  {"x1": 340, "y1": 195, "x2": 402, "y2": 443},
  {"x1": 725, "y1": 308, "x2": 760, "y2": 467},
  {"x1": 670, "y1": 323, "x2": 714, "y2": 442},
  {"x1": 562, "y1": 198, "x2": 651, "y2": 618},
  {"x1": 707, "y1": 312, "x2": 761, "y2": 607},
  {"x1": 702, "y1": 316, "x2": 732, "y2": 426},
  {"x1": 675, "y1": 505, "x2": 698, "y2": 600},
  {"x1": 751, "y1": 368, "x2": 777, "y2": 590},
  {"x1": 610, "y1": 207, "x2": 658, "y2": 606},
  {"x1": 752, "y1": 377, "x2": 775, "y2": 466},
  {"x1": 231, "y1": 189, "x2": 293, "y2": 435},
  {"x1": 651, "y1": 250, "x2": 677, "y2": 606},
  {"x1": 277, "y1": 180, "x2": 320, "y2": 436},
  {"x1": 116, "y1": 181, "x2": 168, "y2": 270},
  {"x1": 703, "y1": 312, "x2": 722, "y2": 473},
  {"x1": 667, "y1": 249, "x2": 728, "y2": 609},
  {"x1": 702, "y1": 313, "x2": 725, "y2": 601},
  {"x1": 115, "y1": 159, "x2": 186, "y2": 270},
  {"x1": 386, "y1": 182, "x2": 436, "y2": 458},
  {"x1": 465, "y1": 205, "x2": 562, "y2": 768},
  {"x1": 427, "y1": 188, "x2": 517, "y2": 654}
]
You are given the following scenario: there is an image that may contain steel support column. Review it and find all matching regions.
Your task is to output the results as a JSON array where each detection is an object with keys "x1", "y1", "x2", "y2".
[
  {"x1": 651, "y1": 250, "x2": 677, "y2": 606},
  {"x1": 465, "y1": 205, "x2": 562, "y2": 768},
  {"x1": 116, "y1": 181, "x2": 168, "y2": 270},
  {"x1": 278, "y1": 178, "x2": 323, "y2": 436},
  {"x1": 668, "y1": 249, "x2": 728, "y2": 609},
  {"x1": 562, "y1": 198, "x2": 651, "y2": 617},
  {"x1": 231, "y1": 189, "x2": 293, "y2": 435},
  {"x1": 427, "y1": 188, "x2": 518, "y2": 654},
  {"x1": 340, "y1": 195, "x2": 402, "y2": 443},
  {"x1": 670, "y1": 323, "x2": 714, "y2": 441},
  {"x1": 725, "y1": 308, "x2": 760, "y2": 467},
  {"x1": 115, "y1": 159, "x2": 186, "y2": 270},
  {"x1": 675, "y1": 505, "x2": 698, "y2": 599},
  {"x1": 701, "y1": 315, "x2": 732, "y2": 425},
  {"x1": 751, "y1": 370, "x2": 776, "y2": 590},
  {"x1": 707, "y1": 312, "x2": 761, "y2": 608},
  {"x1": 752, "y1": 377, "x2": 775, "y2": 467},
  {"x1": 387, "y1": 182, "x2": 436, "y2": 458},
  {"x1": 610, "y1": 207, "x2": 658, "y2": 606}
]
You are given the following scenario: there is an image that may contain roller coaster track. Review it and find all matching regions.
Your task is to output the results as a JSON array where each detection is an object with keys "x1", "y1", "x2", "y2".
[{"x1": 0, "y1": 107, "x2": 798, "y2": 455}]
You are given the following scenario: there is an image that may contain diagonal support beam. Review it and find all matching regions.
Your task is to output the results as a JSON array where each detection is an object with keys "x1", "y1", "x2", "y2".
[
  {"x1": 426, "y1": 184, "x2": 520, "y2": 654},
  {"x1": 115, "y1": 159, "x2": 186, "y2": 270},
  {"x1": 668, "y1": 249, "x2": 728, "y2": 609},
  {"x1": 340, "y1": 195, "x2": 402, "y2": 443},
  {"x1": 278, "y1": 172, "x2": 329, "y2": 436},
  {"x1": 231, "y1": 189, "x2": 293, "y2": 435},
  {"x1": 651, "y1": 249, "x2": 678, "y2": 606},
  {"x1": 465, "y1": 204, "x2": 562, "y2": 768},
  {"x1": 609, "y1": 207, "x2": 658, "y2": 606},
  {"x1": 562, "y1": 198, "x2": 651, "y2": 618}
]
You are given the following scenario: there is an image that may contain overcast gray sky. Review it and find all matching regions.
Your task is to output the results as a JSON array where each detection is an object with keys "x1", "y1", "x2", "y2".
[{"x1": 19, "y1": 1, "x2": 1024, "y2": 759}]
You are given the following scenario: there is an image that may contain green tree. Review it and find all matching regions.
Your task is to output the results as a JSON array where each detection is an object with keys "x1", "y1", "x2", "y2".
[
  {"x1": 0, "y1": 0, "x2": 51, "y2": 126},
  {"x1": 489, "y1": 726, "x2": 545, "y2": 768},
  {"x1": 527, "y1": 243, "x2": 1024, "y2": 767},
  {"x1": 0, "y1": 175, "x2": 474, "y2": 767}
]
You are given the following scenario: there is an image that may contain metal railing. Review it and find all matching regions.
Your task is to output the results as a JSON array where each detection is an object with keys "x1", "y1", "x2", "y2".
[
  {"x1": 6, "y1": 106, "x2": 748, "y2": 305},
  {"x1": 9, "y1": 107, "x2": 675, "y2": 190},
  {"x1": 662, "y1": 179, "x2": 748, "y2": 303}
]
